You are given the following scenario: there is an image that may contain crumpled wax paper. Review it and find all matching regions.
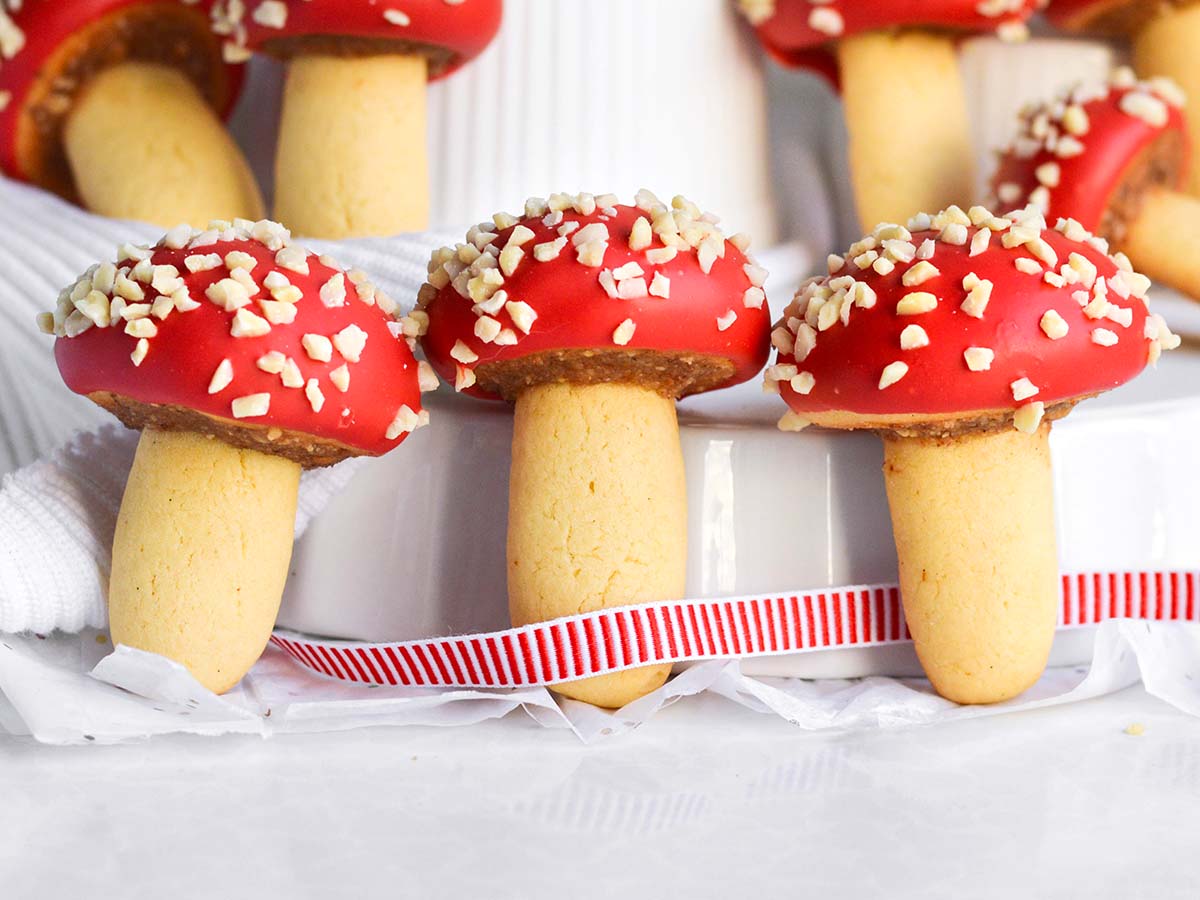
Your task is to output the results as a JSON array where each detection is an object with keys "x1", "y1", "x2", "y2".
[{"x1": 2, "y1": 618, "x2": 1199, "y2": 745}]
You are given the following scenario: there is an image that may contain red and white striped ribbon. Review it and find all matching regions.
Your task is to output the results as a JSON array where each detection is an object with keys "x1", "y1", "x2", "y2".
[{"x1": 270, "y1": 569, "x2": 1200, "y2": 689}]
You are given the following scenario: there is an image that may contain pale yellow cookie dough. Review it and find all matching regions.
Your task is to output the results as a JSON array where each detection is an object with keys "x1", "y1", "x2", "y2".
[
  {"x1": 108, "y1": 428, "x2": 300, "y2": 694},
  {"x1": 882, "y1": 425, "x2": 1058, "y2": 704},
  {"x1": 274, "y1": 54, "x2": 428, "y2": 239},
  {"x1": 838, "y1": 31, "x2": 975, "y2": 230},
  {"x1": 1123, "y1": 186, "x2": 1200, "y2": 301},
  {"x1": 1134, "y1": 4, "x2": 1200, "y2": 198},
  {"x1": 508, "y1": 382, "x2": 686, "y2": 708},
  {"x1": 63, "y1": 62, "x2": 264, "y2": 228}
]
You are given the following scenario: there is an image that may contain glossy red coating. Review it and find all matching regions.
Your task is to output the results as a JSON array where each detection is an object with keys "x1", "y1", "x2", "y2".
[
  {"x1": 0, "y1": 0, "x2": 244, "y2": 183},
  {"x1": 742, "y1": 0, "x2": 1040, "y2": 76},
  {"x1": 420, "y1": 203, "x2": 773, "y2": 401},
  {"x1": 238, "y1": 0, "x2": 503, "y2": 79},
  {"x1": 990, "y1": 81, "x2": 1187, "y2": 234},
  {"x1": 775, "y1": 222, "x2": 1156, "y2": 418},
  {"x1": 55, "y1": 234, "x2": 423, "y2": 456}
]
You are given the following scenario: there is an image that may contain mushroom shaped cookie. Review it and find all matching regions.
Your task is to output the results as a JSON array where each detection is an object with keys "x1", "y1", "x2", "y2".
[
  {"x1": 417, "y1": 191, "x2": 772, "y2": 708},
  {"x1": 0, "y1": 0, "x2": 263, "y2": 227},
  {"x1": 39, "y1": 219, "x2": 430, "y2": 693},
  {"x1": 1047, "y1": 0, "x2": 1200, "y2": 198},
  {"x1": 768, "y1": 205, "x2": 1177, "y2": 704},
  {"x1": 990, "y1": 69, "x2": 1200, "y2": 302},
  {"x1": 213, "y1": 0, "x2": 502, "y2": 238},
  {"x1": 736, "y1": 0, "x2": 1040, "y2": 229}
]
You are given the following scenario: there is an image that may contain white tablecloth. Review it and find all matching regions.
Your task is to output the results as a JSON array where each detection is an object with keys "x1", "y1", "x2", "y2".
[{"x1": 2, "y1": 686, "x2": 1197, "y2": 898}]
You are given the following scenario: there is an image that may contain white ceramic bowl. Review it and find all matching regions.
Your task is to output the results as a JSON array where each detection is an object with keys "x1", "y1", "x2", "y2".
[
  {"x1": 277, "y1": 280, "x2": 1200, "y2": 678},
  {"x1": 425, "y1": 0, "x2": 778, "y2": 242}
]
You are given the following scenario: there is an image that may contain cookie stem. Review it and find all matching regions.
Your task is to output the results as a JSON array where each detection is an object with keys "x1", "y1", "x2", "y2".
[
  {"x1": 838, "y1": 31, "x2": 975, "y2": 230},
  {"x1": 1124, "y1": 185, "x2": 1200, "y2": 301},
  {"x1": 64, "y1": 63, "x2": 264, "y2": 228},
  {"x1": 882, "y1": 424, "x2": 1058, "y2": 704},
  {"x1": 507, "y1": 382, "x2": 684, "y2": 707},
  {"x1": 274, "y1": 53, "x2": 428, "y2": 238},
  {"x1": 109, "y1": 428, "x2": 300, "y2": 694},
  {"x1": 1134, "y1": 4, "x2": 1200, "y2": 198}
]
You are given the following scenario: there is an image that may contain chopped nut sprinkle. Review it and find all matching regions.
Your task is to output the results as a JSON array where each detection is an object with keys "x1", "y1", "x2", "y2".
[
  {"x1": 208, "y1": 359, "x2": 234, "y2": 395},
  {"x1": 612, "y1": 319, "x2": 636, "y2": 346},
  {"x1": 305, "y1": 379, "x2": 325, "y2": 413},
  {"x1": 1040, "y1": 310, "x2": 1069, "y2": 340},
  {"x1": 900, "y1": 324, "x2": 930, "y2": 350},
  {"x1": 878, "y1": 361, "x2": 909, "y2": 390},
  {"x1": 231, "y1": 393, "x2": 271, "y2": 419},
  {"x1": 1014, "y1": 401, "x2": 1046, "y2": 434},
  {"x1": 1011, "y1": 377, "x2": 1040, "y2": 401},
  {"x1": 896, "y1": 292, "x2": 938, "y2": 316},
  {"x1": 964, "y1": 347, "x2": 995, "y2": 372}
]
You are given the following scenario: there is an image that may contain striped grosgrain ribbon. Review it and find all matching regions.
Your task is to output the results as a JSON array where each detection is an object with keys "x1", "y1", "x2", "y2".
[{"x1": 270, "y1": 570, "x2": 1200, "y2": 688}]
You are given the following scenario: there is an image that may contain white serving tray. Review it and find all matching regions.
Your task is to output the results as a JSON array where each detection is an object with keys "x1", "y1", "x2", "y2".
[{"x1": 278, "y1": 286, "x2": 1200, "y2": 679}]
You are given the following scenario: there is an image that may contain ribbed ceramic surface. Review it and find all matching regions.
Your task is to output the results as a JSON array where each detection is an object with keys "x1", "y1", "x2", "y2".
[{"x1": 425, "y1": 0, "x2": 779, "y2": 240}]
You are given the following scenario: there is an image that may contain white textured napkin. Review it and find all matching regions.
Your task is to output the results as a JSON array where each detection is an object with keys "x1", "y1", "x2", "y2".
[{"x1": 0, "y1": 424, "x2": 369, "y2": 634}]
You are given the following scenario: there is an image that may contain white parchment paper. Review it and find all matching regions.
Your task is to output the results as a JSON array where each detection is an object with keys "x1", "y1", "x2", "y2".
[{"x1": 2, "y1": 618, "x2": 1199, "y2": 745}]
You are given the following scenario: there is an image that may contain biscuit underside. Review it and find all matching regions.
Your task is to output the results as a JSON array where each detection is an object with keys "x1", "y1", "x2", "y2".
[
  {"x1": 265, "y1": 35, "x2": 456, "y2": 76},
  {"x1": 13, "y1": 2, "x2": 229, "y2": 203},
  {"x1": 475, "y1": 348, "x2": 739, "y2": 403},
  {"x1": 1070, "y1": 0, "x2": 1193, "y2": 34},
  {"x1": 799, "y1": 396, "x2": 1086, "y2": 440},
  {"x1": 1102, "y1": 129, "x2": 1185, "y2": 247},
  {"x1": 88, "y1": 391, "x2": 363, "y2": 468}
]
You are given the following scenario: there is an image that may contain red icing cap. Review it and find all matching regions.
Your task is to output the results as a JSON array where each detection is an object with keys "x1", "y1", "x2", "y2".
[
  {"x1": 217, "y1": 0, "x2": 503, "y2": 79},
  {"x1": 738, "y1": 0, "x2": 1040, "y2": 75},
  {"x1": 990, "y1": 68, "x2": 1188, "y2": 235},
  {"x1": 416, "y1": 191, "x2": 773, "y2": 400},
  {"x1": 0, "y1": 0, "x2": 244, "y2": 183},
  {"x1": 769, "y1": 206, "x2": 1179, "y2": 433},
  {"x1": 44, "y1": 219, "x2": 430, "y2": 457}
]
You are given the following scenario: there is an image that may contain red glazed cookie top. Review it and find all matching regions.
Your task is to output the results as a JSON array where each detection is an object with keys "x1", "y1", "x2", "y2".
[
  {"x1": 0, "y1": 0, "x2": 242, "y2": 186},
  {"x1": 768, "y1": 205, "x2": 1178, "y2": 435},
  {"x1": 990, "y1": 69, "x2": 1187, "y2": 237},
  {"x1": 416, "y1": 191, "x2": 773, "y2": 401},
  {"x1": 215, "y1": 0, "x2": 502, "y2": 78},
  {"x1": 42, "y1": 219, "x2": 433, "y2": 460},
  {"x1": 738, "y1": 0, "x2": 1040, "y2": 70}
]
